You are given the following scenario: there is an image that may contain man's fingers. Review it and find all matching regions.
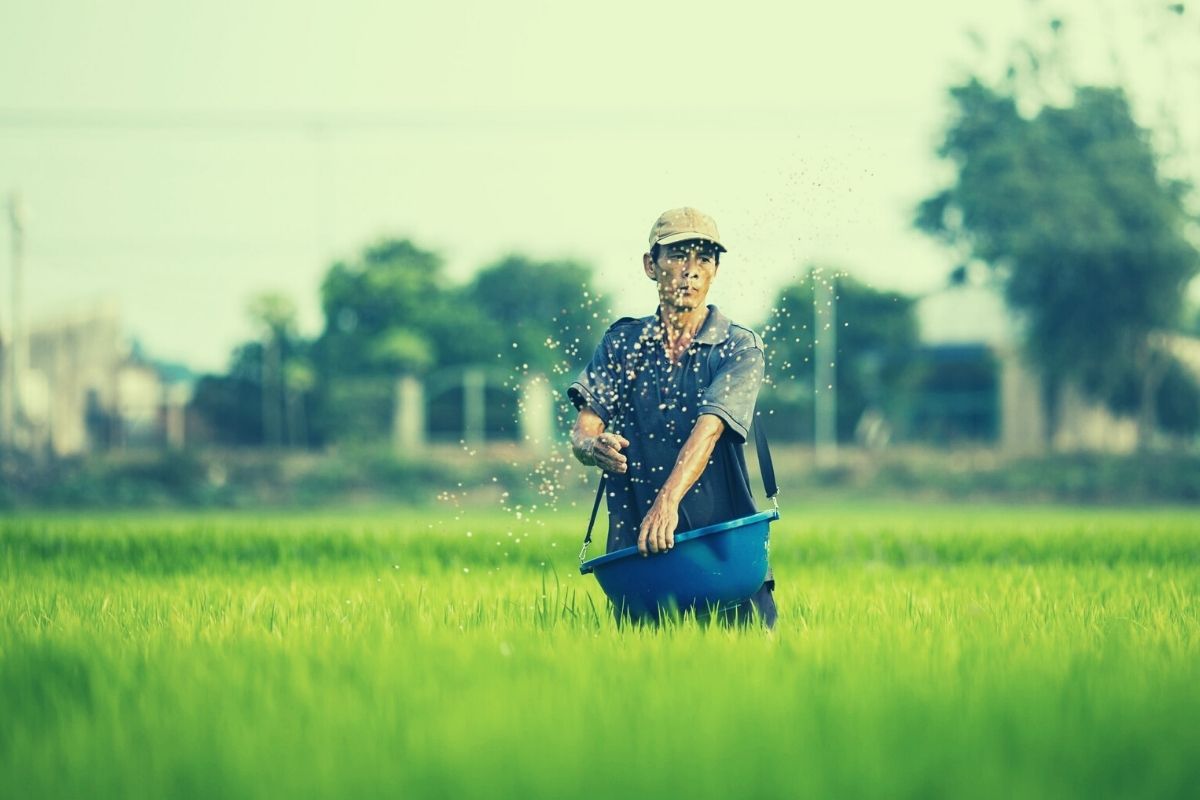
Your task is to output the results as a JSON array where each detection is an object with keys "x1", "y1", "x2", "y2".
[
  {"x1": 597, "y1": 433, "x2": 628, "y2": 451},
  {"x1": 596, "y1": 456, "x2": 627, "y2": 474},
  {"x1": 655, "y1": 519, "x2": 674, "y2": 553},
  {"x1": 590, "y1": 434, "x2": 629, "y2": 475},
  {"x1": 594, "y1": 435, "x2": 628, "y2": 461},
  {"x1": 642, "y1": 520, "x2": 658, "y2": 554},
  {"x1": 598, "y1": 451, "x2": 627, "y2": 468},
  {"x1": 638, "y1": 514, "x2": 678, "y2": 555},
  {"x1": 593, "y1": 441, "x2": 626, "y2": 463},
  {"x1": 595, "y1": 452, "x2": 627, "y2": 474}
]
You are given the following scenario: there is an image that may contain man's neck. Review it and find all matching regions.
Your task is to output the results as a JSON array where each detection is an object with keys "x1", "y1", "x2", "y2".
[{"x1": 657, "y1": 303, "x2": 710, "y2": 358}]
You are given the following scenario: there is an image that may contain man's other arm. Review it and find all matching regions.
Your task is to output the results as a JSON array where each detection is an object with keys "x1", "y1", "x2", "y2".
[{"x1": 637, "y1": 414, "x2": 725, "y2": 556}]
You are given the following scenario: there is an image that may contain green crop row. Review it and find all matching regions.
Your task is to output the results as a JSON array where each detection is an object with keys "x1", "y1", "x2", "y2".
[{"x1": 2, "y1": 506, "x2": 1199, "y2": 799}]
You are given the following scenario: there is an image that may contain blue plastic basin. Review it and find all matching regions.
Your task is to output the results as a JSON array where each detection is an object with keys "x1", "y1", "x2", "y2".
[{"x1": 579, "y1": 509, "x2": 778, "y2": 621}]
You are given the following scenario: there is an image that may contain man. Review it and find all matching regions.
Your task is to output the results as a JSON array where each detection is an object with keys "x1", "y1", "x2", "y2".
[{"x1": 567, "y1": 207, "x2": 776, "y2": 626}]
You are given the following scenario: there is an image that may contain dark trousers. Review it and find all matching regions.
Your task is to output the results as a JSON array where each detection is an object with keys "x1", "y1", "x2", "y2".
[
  {"x1": 705, "y1": 581, "x2": 777, "y2": 629},
  {"x1": 613, "y1": 582, "x2": 777, "y2": 629}
]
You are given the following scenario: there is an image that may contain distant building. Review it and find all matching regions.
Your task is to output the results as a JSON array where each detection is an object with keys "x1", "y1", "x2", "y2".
[
  {"x1": 2, "y1": 303, "x2": 193, "y2": 457},
  {"x1": 914, "y1": 282, "x2": 1144, "y2": 453}
]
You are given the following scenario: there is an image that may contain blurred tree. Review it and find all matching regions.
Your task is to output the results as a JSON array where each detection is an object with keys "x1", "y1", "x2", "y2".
[
  {"x1": 308, "y1": 240, "x2": 605, "y2": 444},
  {"x1": 465, "y1": 255, "x2": 606, "y2": 376},
  {"x1": 282, "y1": 357, "x2": 315, "y2": 448},
  {"x1": 247, "y1": 292, "x2": 297, "y2": 447},
  {"x1": 309, "y1": 239, "x2": 448, "y2": 444},
  {"x1": 189, "y1": 342, "x2": 264, "y2": 446},
  {"x1": 1155, "y1": 357, "x2": 1200, "y2": 438},
  {"x1": 314, "y1": 239, "x2": 444, "y2": 376},
  {"x1": 761, "y1": 268, "x2": 920, "y2": 441},
  {"x1": 1184, "y1": 302, "x2": 1200, "y2": 338},
  {"x1": 917, "y1": 78, "x2": 1200, "y2": 445},
  {"x1": 191, "y1": 294, "x2": 315, "y2": 447}
]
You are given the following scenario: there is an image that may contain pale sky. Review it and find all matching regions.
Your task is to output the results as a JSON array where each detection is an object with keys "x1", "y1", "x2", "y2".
[{"x1": 1, "y1": 0, "x2": 1196, "y2": 371}]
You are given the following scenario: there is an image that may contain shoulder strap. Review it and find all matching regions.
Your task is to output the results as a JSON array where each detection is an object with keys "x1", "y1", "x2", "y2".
[
  {"x1": 578, "y1": 420, "x2": 777, "y2": 565},
  {"x1": 754, "y1": 418, "x2": 778, "y2": 503},
  {"x1": 578, "y1": 473, "x2": 607, "y2": 564}
]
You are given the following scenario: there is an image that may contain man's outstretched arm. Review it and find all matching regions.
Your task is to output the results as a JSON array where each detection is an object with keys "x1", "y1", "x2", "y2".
[
  {"x1": 570, "y1": 407, "x2": 629, "y2": 475},
  {"x1": 638, "y1": 414, "x2": 725, "y2": 556}
]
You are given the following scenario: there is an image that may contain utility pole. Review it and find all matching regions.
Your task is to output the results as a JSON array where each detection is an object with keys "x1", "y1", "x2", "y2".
[
  {"x1": 3, "y1": 192, "x2": 25, "y2": 451},
  {"x1": 261, "y1": 332, "x2": 282, "y2": 447},
  {"x1": 814, "y1": 270, "x2": 838, "y2": 469},
  {"x1": 462, "y1": 367, "x2": 486, "y2": 447}
]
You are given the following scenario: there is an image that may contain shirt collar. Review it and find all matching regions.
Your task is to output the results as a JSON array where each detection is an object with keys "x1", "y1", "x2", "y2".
[{"x1": 639, "y1": 305, "x2": 732, "y2": 347}]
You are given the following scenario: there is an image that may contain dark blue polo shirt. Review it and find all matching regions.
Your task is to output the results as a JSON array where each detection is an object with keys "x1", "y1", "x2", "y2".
[{"x1": 568, "y1": 305, "x2": 766, "y2": 553}]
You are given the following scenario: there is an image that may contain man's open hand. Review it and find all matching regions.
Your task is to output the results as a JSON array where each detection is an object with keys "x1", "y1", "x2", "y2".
[
  {"x1": 569, "y1": 409, "x2": 630, "y2": 474},
  {"x1": 638, "y1": 496, "x2": 679, "y2": 556},
  {"x1": 579, "y1": 432, "x2": 630, "y2": 474}
]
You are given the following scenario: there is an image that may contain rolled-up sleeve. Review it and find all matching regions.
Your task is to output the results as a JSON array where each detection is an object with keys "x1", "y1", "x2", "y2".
[
  {"x1": 698, "y1": 337, "x2": 764, "y2": 443},
  {"x1": 568, "y1": 335, "x2": 620, "y2": 425}
]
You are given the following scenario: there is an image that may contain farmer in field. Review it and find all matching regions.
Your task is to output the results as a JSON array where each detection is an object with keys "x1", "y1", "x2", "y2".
[{"x1": 568, "y1": 207, "x2": 775, "y2": 626}]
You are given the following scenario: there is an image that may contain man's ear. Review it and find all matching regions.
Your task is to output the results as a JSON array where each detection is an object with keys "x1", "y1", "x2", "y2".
[{"x1": 642, "y1": 252, "x2": 657, "y2": 281}]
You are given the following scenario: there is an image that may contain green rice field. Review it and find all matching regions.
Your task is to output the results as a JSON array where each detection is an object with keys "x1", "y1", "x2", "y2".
[{"x1": 3, "y1": 504, "x2": 1199, "y2": 799}]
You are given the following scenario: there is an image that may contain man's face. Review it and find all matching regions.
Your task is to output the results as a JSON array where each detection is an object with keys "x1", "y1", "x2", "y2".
[{"x1": 643, "y1": 240, "x2": 720, "y2": 313}]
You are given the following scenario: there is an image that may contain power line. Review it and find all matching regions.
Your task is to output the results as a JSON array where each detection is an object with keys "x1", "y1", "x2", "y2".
[
  {"x1": 0, "y1": 107, "x2": 823, "y2": 134},
  {"x1": 0, "y1": 108, "x2": 438, "y2": 133}
]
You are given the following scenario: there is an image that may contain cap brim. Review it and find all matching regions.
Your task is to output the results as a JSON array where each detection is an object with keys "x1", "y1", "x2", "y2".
[{"x1": 653, "y1": 231, "x2": 728, "y2": 253}]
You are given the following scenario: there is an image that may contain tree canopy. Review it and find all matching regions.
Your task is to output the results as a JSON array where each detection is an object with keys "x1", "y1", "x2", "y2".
[
  {"x1": 466, "y1": 254, "x2": 607, "y2": 377},
  {"x1": 761, "y1": 268, "x2": 919, "y2": 441},
  {"x1": 315, "y1": 239, "x2": 448, "y2": 376},
  {"x1": 917, "y1": 78, "x2": 1199, "y2": 440},
  {"x1": 299, "y1": 239, "x2": 605, "y2": 444}
]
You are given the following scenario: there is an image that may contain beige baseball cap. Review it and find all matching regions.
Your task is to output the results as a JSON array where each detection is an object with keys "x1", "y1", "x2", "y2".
[{"x1": 648, "y1": 207, "x2": 727, "y2": 253}]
